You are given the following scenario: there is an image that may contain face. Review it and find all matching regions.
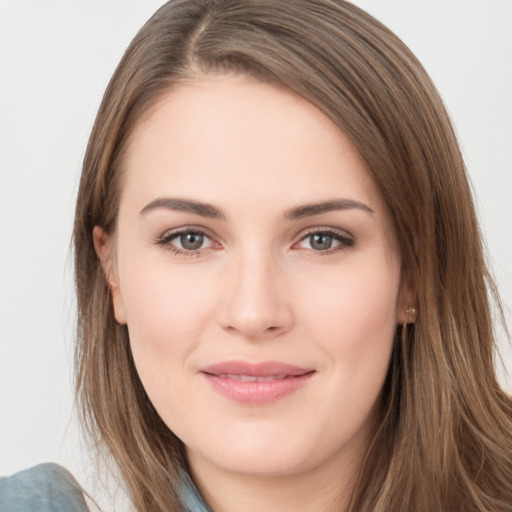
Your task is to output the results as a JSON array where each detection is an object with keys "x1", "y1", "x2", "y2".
[{"x1": 95, "y1": 75, "x2": 408, "y2": 482}]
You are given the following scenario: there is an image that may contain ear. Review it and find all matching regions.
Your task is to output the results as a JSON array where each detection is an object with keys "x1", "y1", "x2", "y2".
[
  {"x1": 396, "y1": 275, "x2": 417, "y2": 326},
  {"x1": 92, "y1": 226, "x2": 127, "y2": 325}
]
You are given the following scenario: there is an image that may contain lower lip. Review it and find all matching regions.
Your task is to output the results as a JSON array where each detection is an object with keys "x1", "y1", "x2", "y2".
[{"x1": 201, "y1": 372, "x2": 314, "y2": 404}]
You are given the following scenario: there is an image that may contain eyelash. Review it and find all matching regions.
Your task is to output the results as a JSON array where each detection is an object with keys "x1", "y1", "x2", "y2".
[
  {"x1": 154, "y1": 227, "x2": 355, "y2": 257},
  {"x1": 295, "y1": 228, "x2": 355, "y2": 255},
  {"x1": 154, "y1": 227, "x2": 218, "y2": 258}
]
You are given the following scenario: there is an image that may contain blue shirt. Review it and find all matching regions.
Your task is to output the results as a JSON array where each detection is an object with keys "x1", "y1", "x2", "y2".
[{"x1": 0, "y1": 463, "x2": 211, "y2": 512}]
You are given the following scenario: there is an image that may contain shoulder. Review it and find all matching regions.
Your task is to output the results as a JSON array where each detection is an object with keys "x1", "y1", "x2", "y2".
[{"x1": 0, "y1": 463, "x2": 89, "y2": 511}]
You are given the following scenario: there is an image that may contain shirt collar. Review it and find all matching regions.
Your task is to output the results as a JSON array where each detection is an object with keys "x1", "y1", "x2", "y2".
[{"x1": 179, "y1": 471, "x2": 212, "y2": 512}]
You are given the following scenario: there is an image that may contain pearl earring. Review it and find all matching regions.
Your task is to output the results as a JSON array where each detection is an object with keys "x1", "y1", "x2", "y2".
[{"x1": 406, "y1": 307, "x2": 417, "y2": 317}]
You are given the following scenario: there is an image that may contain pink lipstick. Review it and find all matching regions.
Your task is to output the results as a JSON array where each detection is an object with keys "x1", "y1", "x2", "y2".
[{"x1": 200, "y1": 360, "x2": 315, "y2": 404}]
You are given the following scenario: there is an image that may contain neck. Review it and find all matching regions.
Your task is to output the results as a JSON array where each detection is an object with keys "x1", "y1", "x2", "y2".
[{"x1": 187, "y1": 450, "x2": 361, "y2": 512}]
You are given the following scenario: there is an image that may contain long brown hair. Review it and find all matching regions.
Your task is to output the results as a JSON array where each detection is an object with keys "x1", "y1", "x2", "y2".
[{"x1": 73, "y1": 1, "x2": 512, "y2": 510}]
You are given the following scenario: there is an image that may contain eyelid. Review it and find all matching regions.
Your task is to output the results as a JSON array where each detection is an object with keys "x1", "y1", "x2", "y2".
[
  {"x1": 152, "y1": 225, "x2": 354, "y2": 256},
  {"x1": 153, "y1": 225, "x2": 221, "y2": 254},
  {"x1": 293, "y1": 226, "x2": 355, "y2": 252}
]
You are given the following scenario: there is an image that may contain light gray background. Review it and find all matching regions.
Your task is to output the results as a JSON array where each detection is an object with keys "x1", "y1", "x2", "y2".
[{"x1": 1, "y1": 0, "x2": 511, "y2": 506}]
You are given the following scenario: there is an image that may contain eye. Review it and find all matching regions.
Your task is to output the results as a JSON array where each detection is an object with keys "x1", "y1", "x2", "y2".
[
  {"x1": 309, "y1": 233, "x2": 336, "y2": 251},
  {"x1": 155, "y1": 228, "x2": 218, "y2": 255},
  {"x1": 176, "y1": 232, "x2": 207, "y2": 251},
  {"x1": 295, "y1": 229, "x2": 354, "y2": 253}
]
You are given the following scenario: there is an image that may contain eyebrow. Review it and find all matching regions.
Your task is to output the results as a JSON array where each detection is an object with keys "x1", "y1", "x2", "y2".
[
  {"x1": 139, "y1": 197, "x2": 374, "y2": 220},
  {"x1": 284, "y1": 199, "x2": 374, "y2": 220},
  {"x1": 140, "y1": 197, "x2": 226, "y2": 219}
]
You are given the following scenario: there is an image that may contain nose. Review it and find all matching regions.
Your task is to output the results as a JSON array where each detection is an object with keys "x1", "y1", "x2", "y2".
[{"x1": 217, "y1": 250, "x2": 294, "y2": 340}]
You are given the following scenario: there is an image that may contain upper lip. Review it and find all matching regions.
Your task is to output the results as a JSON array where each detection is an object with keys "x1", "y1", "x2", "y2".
[{"x1": 200, "y1": 360, "x2": 313, "y2": 377}]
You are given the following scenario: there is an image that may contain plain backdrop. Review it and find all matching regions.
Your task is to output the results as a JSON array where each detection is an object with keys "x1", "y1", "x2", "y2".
[{"x1": 1, "y1": 0, "x2": 511, "y2": 508}]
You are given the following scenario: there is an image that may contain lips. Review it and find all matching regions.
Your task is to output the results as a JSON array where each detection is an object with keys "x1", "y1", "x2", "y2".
[
  {"x1": 200, "y1": 360, "x2": 315, "y2": 404},
  {"x1": 215, "y1": 374, "x2": 290, "y2": 382}
]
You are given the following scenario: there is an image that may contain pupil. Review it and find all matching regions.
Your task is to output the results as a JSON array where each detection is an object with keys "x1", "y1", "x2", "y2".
[
  {"x1": 181, "y1": 233, "x2": 203, "y2": 250},
  {"x1": 311, "y1": 234, "x2": 332, "y2": 250}
]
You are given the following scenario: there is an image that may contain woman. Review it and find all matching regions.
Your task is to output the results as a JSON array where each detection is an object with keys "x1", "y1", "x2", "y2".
[{"x1": 4, "y1": 0, "x2": 511, "y2": 511}]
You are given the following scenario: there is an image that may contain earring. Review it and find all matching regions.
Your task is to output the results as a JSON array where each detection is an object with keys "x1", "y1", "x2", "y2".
[
  {"x1": 403, "y1": 307, "x2": 417, "y2": 331},
  {"x1": 406, "y1": 307, "x2": 417, "y2": 317}
]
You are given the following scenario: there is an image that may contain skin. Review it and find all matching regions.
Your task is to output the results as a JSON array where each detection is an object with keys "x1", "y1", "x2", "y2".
[{"x1": 95, "y1": 75, "x2": 411, "y2": 512}]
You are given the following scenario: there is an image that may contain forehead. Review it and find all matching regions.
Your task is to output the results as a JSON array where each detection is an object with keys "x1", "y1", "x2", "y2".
[{"x1": 120, "y1": 75, "x2": 387, "y2": 221}]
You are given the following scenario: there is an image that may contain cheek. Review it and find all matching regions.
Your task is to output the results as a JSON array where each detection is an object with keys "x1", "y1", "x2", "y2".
[
  {"x1": 290, "y1": 257, "x2": 399, "y2": 451},
  {"x1": 122, "y1": 276, "x2": 211, "y2": 424},
  {"x1": 118, "y1": 231, "x2": 214, "y2": 332},
  {"x1": 304, "y1": 253, "x2": 400, "y2": 341},
  {"x1": 301, "y1": 253, "x2": 400, "y2": 392},
  {"x1": 116, "y1": 253, "x2": 217, "y2": 396}
]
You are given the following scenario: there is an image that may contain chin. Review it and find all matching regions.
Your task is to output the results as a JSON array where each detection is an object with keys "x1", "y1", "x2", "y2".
[
  {"x1": 193, "y1": 449, "x2": 315, "y2": 478},
  {"x1": 185, "y1": 423, "x2": 341, "y2": 478}
]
